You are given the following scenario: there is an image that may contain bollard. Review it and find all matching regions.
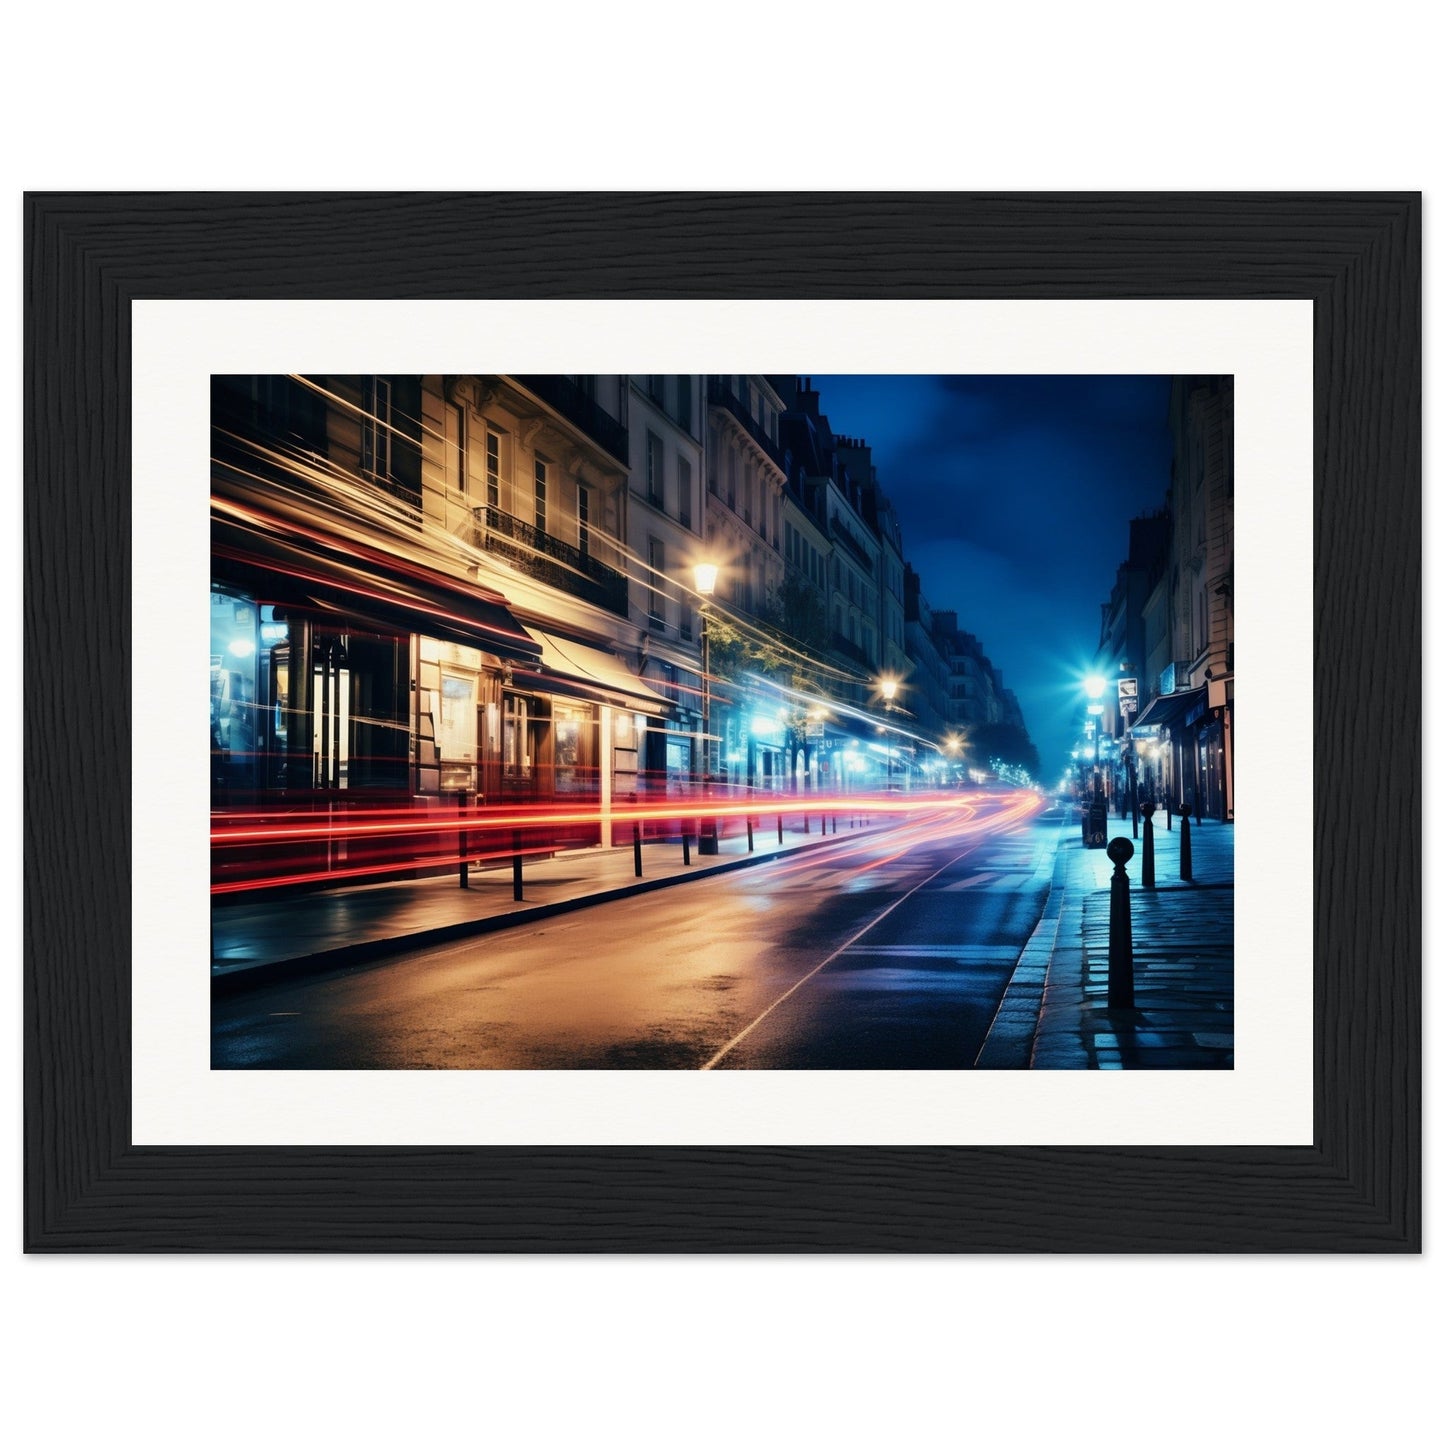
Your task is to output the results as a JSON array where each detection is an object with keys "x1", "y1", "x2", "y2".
[
  {"x1": 1140, "y1": 802, "x2": 1156, "y2": 889},
  {"x1": 511, "y1": 829, "x2": 524, "y2": 902},
  {"x1": 633, "y1": 820, "x2": 643, "y2": 878},
  {"x1": 1106, "y1": 836, "x2": 1136, "y2": 1008},
  {"x1": 777, "y1": 814, "x2": 783, "y2": 845},
  {"x1": 746, "y1": 816, "x2": 755, "y2": 852},
  {"x1": 682, "y1": 825, "x2": 691, "y2": 866},
  {"x1": 1178, "y1": 803, "x2": 1193, "y2": 882},
  {"x1": 458, "y1": 789, "x2": 470, "y2": 890},
  {"x1": 1165, "y1": 795, "x2": 1172, "y2": 832},
  {"x1": 803, "y1": 812, "x2": 810, "y2": 834}
]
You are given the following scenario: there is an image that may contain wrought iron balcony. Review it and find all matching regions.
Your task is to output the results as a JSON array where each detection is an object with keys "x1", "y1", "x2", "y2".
[
  {"x1": 830, "y1": 520, "x2": 874, "y2": 570},
  {"x1": 830, "y1": 630, "x2": 873, "y2": 669},
  {"x1": 707, "y1": 377, "x2": 787, "y2": 470},
  {"x1": 511, "y1": 376, "x2": 630, "y2": 464},
  {"x1": 477, "y1": 505, "x2": 629, "y2": 616}
]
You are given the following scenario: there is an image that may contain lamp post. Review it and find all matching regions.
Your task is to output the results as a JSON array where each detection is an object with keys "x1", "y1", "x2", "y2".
[
  {"x1": 879, "y1": 676, "x2": 898, "y2": 790},
  {"x1": 944, "y1": 732, "x2": 962, "y2": 789},
  {"x1": 1082, "y1": 673, "x2": 1109, "y2": 848},
  {"x1": 694, "y1": 562, "x2": 719, "y2": 854},
  {"x1": 1084, "y1": 672, "x2": 1107, "y2": 801}
]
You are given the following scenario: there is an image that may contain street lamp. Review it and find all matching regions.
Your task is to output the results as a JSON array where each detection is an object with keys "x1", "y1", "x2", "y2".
[
  {"x1": 944, "y1": 732, "x2": 962, "y2": 788},
  {"x1": 694, "y1": 561, "x2": 719, "y2": 854},
  {"x1": 879, "y1": 676, "x2": 899, "y2": 789},
  {"x1": 1083, "y1": 672, "x2": 1107, "y2": 800}
]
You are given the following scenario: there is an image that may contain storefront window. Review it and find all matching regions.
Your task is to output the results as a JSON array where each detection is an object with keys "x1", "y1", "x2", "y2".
[
  {"x1": 503, "y1": 694, "x2": 532, "y2": 780},
  {"x1": 211, "y1": 589, "x2": 259, "y2": 794},
  {"x1": 437, "y1": 670, "x2": 477, "y2": 792},
  {"x1": 553, "y1": 703, "x2": 588, "y2": 793}
]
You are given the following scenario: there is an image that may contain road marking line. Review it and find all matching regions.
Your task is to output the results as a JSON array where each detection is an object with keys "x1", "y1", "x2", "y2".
[{"x1": 699, "y1": 834, "x2": 997, "y2": 1071}]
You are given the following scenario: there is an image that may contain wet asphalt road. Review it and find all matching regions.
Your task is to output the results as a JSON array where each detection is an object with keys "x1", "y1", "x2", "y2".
[{"x1": 212, "y1": 797, "x2": 1061, "y2": 1071}]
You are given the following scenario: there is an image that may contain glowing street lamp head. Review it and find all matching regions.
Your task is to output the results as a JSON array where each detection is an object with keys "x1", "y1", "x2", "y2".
[
  {"x1": 1083, "y1": 673, "x2": 1107, "y2": 700},
  {"x1": 879, "y1": 676, "x2": 899, "y2": 702},
  {"x1": 693, "y1": 562, "x2": 718, "y2": 596}
]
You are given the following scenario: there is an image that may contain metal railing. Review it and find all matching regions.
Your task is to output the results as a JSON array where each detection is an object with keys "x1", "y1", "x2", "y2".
[
  {"x1": 511, "y1": 375, "x2": 630, "y2": 464},
  {"x1": 707, "y1": 378, "x2": 787, "y2": 470},
  {"x1": 476, "y1": 504, "x2": 629, "y2": 616}
]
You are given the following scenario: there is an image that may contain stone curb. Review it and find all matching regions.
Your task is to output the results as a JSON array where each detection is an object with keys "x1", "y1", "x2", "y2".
[{"x1": 211, "y1": 829, "x2": 852, "y2": 997}]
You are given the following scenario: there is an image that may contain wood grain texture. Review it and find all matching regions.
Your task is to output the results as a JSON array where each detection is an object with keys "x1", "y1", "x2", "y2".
[{"x1": 23, "y1": 193, "x2": 1421, "y2": 1251}]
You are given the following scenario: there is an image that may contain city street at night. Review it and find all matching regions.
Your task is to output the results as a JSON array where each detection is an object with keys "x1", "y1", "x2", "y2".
[
  {"x1": 207, "y1": 370, "x2": 1236, "y2": 1073},
  {"x1": 212, "y1": 792, "x2": 1057, "y2": 1070},
  {"x1": 210, "y1": 790, "x2": 1235, "y2": 1071}
]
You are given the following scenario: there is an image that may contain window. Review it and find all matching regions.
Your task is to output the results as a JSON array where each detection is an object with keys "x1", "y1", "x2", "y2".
[
  {"x1": 647, "y1": 537, "x2": 665, "y2": 629},
  {"x1": 649, "y1": 375, "x2": 665, "y2": 403},
  {"x1": 503, "y1": 694, "x2": 532, "y2": 780},
  {"x1": 675, "y1": 376, "x2": 692, "y2": 432},
  {"x1": 646, "y1": 431, "x2": 664, "y2": 507},
  {"x1": 444, "y1": 401, "x2": 466, "y2": 493},
  {"x1": 486, "y1": 426, "x2": 505, "y2": 509},
  {"x1": 577, "y1": 483, "x2": 590, "y2": 559},
  {"x1": 534, "y1": 458, "x2": 548, "y2": 533},
  {"x1": 361, "y1": 376, "x2": 392, "y2": 478},
  {"x1": 677, "y1": 455, "x2": 691, "y2": 529}
]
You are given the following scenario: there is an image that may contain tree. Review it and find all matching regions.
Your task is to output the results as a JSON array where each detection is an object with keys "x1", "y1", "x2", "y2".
[
  {"x1": 701, "y1": 580, "x2": 841, "y2": 789},
  {"x1": 969, "y1": 721, "x2": 1041, "y2": 779}
]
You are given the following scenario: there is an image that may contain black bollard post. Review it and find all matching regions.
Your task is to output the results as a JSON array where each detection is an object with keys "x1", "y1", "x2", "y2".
[
  {"x1": 746, "y1": 816, "x2": 755, "y2": 852},
  {"x1": 803, "y1": 812, "x2": 810, "y2": 834},
  {"x1": 458, "y1": 789, "x2": 469, "y2": 889},
  {"x1": 682, "y1": 824, "x2": 691, "y2": 866},
  {"x1": 1106, "y1": 836, "x2": 1136, "y2": 1008},
  {"x1": 511, "y1": 829, "x2": 524, "y2": 902},
  {"x1": 1140, "y1": 802, "x2": 1156, "y2": 889},
  {"x1": 633, "y1": 820, "x2": 643, "y2": 877},
  {"x1": 1165, "y1": 793, "x2": 1172, "y2": 831},
  {"x1": 1178, "y1": 803, "x2": 1193, "y2": 882},
  {"x1": 777, "y1": 814, "x2": 783, "y2": 845}
]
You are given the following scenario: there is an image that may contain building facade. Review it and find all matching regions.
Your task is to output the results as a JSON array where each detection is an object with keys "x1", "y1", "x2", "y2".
[
  {"x1": 1131, "y1": 376, "x2": 1235, "y2": 820},
  {"x1": 211, "y1": 371, "x2": 1044, "y2": 896},
  {"x1": 211, "y1": 373, "x2": 675, "y2": 891}
]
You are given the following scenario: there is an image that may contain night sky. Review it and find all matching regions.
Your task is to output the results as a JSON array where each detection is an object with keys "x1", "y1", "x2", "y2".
[{"x1": 808, "y1": 375, "x2": 1175, "y2": 779}]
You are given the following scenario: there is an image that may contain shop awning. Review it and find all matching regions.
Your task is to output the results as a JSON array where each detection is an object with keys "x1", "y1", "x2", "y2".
[
  {"x1": 212, "y1": 504, "x2": 542, "y2": 664},
  {"x1": 516, "y1": 627, "x2": 672, "y2": 714},
  {"x1": 1133, "y1": 686, "x2": 1206, "y2": 731}
]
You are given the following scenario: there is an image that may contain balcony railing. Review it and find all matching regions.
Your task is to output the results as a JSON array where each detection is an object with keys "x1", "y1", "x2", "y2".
[
  {"x1": 707, "y1": 378, "x2": 787, "y2": 470},
  {"x1": 831, "y1": 520, "x2": 874, "y2": 571},
  {"x1": 477, "y1": 505, "x2": 629, "y2": 616},
  {"x1": 830, "y1": 631, "x2": 873, "y2": 669},
  {"x1": 511, "y1": 376, "x2": 630, "y2": 464}
]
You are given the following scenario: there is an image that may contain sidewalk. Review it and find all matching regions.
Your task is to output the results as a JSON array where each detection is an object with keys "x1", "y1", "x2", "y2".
[
  {"x1": 979, "y1": 809, "x2": 1234, "y2": 1069},
  {"x1": 212, "y1": 809, "x2": 879, "y2": 993}
]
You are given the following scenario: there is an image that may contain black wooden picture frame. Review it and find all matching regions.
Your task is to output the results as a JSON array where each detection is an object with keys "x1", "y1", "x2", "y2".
[{"x1": 23, "y1": 192, "x2": 1421, "y2": 1252}]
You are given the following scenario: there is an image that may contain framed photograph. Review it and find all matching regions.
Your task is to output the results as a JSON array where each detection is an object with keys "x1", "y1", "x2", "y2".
[{"x1": 24, "y1": 193, "x2": 1420, "y2": 1251}]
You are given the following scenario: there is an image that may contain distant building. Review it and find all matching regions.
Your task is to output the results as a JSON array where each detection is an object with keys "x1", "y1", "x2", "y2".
[{"x1": 625, "y1": 375, "x2": 707, "y2": 798}]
